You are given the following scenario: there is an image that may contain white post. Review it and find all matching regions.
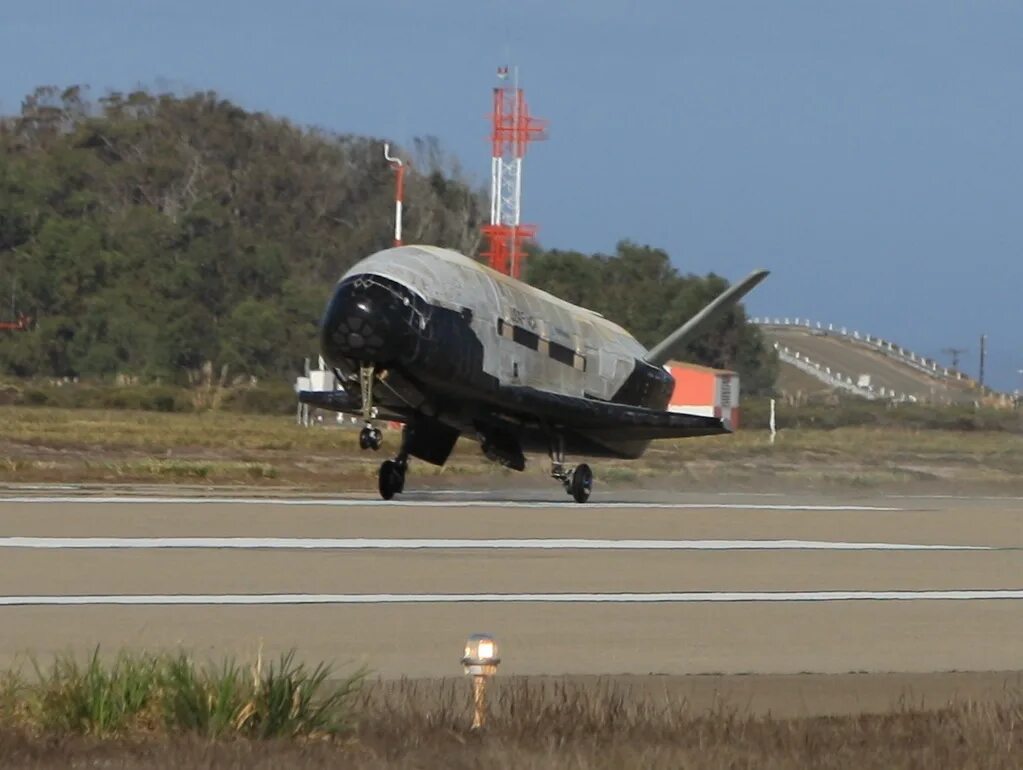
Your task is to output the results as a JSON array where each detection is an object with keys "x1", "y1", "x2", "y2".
[{"x1": 769, "y1": 398, "x2": 777, "y2": 445}]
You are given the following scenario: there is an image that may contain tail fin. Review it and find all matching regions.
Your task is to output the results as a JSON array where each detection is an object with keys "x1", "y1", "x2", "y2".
[{"x1": 645, "y1": 269, "x2": 769, "y2": 366}]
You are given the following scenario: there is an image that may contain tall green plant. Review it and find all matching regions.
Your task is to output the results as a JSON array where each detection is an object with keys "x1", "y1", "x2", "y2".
[
  {"x1": 246, "y1": 651, "x2": 364, "y2": 738},
  {"x1": 28, "y1": 649, "x2": 159, "y2": 735},
  {"x1": 158, "y1": 654, "x2": 249, "y2": 738}
]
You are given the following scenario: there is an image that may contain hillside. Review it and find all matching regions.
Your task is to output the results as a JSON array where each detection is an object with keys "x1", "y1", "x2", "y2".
[
  {"x1": 0, "y1": 86, "x2": 488, "y2": 381},
  {"x1": 0, "y1": 86, "x2": 774, "y2": 392}
]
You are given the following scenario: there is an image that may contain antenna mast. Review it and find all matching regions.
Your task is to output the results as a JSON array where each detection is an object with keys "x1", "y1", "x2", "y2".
[{"x1": 481, "y1": 66, "x2": 547, "y2": 279}]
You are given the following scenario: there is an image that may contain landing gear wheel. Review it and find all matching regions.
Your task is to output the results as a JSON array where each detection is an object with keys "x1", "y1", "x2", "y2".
[
  {"x1": 570, "y1": 463, "x2": 593, "y2": 504},
  {"x1": 378, "y1": 459, "x2": 406, "y2": 500},
  {"x1": 359, "y1": 427, "x2": 383, "y2": 451}
]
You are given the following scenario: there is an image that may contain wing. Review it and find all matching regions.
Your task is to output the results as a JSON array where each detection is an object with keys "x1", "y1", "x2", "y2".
[
  {"x1": 300, "y1": 386, "x2": 727, "y2": 441},
  {"x1": 494, "y1": 385, "x2": 729, "y2": 440},
  {"x1": 297, "y1": 390, "x2": 412, "y2": 422}
]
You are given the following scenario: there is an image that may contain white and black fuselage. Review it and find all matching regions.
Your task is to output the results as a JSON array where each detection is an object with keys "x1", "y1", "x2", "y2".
[{"x1": 311, "y1": 245, "x2": 728, "y2": 471}]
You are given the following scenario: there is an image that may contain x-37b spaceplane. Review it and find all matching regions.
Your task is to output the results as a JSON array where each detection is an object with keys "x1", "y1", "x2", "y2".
[{"x1": 300, "y1": 245, "x2": 768, "y2": 502}]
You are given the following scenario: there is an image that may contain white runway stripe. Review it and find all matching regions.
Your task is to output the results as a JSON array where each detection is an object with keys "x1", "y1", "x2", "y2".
[
  {"x1": 0, "y1": 496, "x2": 902, "y2": 511},
  {"x1": 1, "y1": 590, "x2": 1021, "y2": 606},
  {"x1": 0, "y1": 537, "x2": 992, "y2": 551}
]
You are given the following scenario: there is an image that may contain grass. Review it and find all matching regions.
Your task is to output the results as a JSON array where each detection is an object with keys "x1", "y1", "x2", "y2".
[
  {"x1": 0, "y1": 649, "x2": 364, "y2": 739},
  {"x1": 2, "y1": 405, "x2": 1023, "y2": 490},
  {"x1": 27, "y1": 650, "x2": 159, "y2": 735},
  {"x1": 0, "y1": 667, "x2": 1020, "y2": 768},
  {"x1": 158, "y1": 650, "x2": 362, "y2": 739}
]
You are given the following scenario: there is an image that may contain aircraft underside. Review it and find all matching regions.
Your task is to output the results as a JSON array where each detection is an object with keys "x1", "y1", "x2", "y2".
[{"x1": 302, "y1": 346, "x2": 724, "y2": 504}]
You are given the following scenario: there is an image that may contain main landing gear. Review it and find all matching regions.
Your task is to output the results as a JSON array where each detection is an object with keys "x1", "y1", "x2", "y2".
[
  {"x1": 549, "y1": 437, "x2": 593, "y2": 504},
  {"x1": 378, "y1": 427, "x2": 411, "y2": 500},
  {"x1": 378, "y1": 455, "x2": 407, "y2": 500}
]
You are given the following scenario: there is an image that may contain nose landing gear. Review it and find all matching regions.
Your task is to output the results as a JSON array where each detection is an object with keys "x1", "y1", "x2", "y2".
[
  {"x1": 549, "y1": 436, "x2": 593, "y2": 504},
  {"x1": 357, "y1": 363, "x2": 382, "y2": 451},
  {"x1": 359, "y1": 426, "x2": 383, "y2": 451}
]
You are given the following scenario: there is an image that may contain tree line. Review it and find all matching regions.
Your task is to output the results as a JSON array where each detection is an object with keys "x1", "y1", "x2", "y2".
[{"x1": 0, "y1": 86, "x2": 775, "y2": 393}]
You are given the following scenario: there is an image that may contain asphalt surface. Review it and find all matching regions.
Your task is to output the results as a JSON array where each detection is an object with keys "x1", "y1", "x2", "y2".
[{"x1": 0, "y1": 487, "x2": 1020, "y2": 694}]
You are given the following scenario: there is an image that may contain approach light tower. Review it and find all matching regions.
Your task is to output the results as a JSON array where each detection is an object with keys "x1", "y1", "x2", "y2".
[{"x1": 481, "y1": 66, "x2": 547, "y2": 279}]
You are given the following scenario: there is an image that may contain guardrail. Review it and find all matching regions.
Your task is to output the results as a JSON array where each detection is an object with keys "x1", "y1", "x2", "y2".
[
  {"x1": 772, "y1": 343, "x2": 915, "y2": 403},
  {"x1": 756, "y1": 318, "x2": 1016, "y2": 404},
  {"x1": 753, "y1": 317, "x2": 989, "y2": 391}
]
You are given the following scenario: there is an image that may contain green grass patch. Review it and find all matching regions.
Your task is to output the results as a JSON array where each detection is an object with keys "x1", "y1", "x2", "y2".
[
  {"x1": 1, "y1": 380, "x2": 299, "y2": 415},
  {"x1": 27, "y1": 650, "x2": 158, "y2": 735},
  {"x1": 2, "y1": 649, "x2": 363, "y2": 739}
]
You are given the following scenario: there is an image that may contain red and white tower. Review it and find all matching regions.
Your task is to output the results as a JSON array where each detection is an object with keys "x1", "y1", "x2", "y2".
[{"x1": 481, "y1": 66, "x2": 547, "y2": 279}]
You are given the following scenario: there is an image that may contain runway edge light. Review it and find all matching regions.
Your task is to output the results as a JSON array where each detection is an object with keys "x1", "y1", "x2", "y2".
[{"x1": 462, "y1": 633, "x2": 500, "y2": 729}]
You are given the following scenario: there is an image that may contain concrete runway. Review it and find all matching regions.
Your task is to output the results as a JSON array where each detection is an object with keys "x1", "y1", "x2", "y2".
[{"x1": 0, "y1": 488, "x2": 1021, "y2": 684}]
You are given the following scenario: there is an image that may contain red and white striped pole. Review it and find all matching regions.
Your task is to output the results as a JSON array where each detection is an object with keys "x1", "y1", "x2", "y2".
[{"x1": 384, "y1": 143, "x2": 405, "y2": 247}]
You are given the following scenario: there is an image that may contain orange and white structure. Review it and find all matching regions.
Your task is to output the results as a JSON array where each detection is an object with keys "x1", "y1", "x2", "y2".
[
  {"x1": 481, "y1": 66, "x2": 547, "y2": 279},
  {"x1": 384, "y1": 143, "x2": 406, "y2": 247},
  {"x1": 0, "y1": 313, "x2": 30, "y2": 332},
  {"x1": 664, "y1": 361, "x2": 741, "y2": 429}
]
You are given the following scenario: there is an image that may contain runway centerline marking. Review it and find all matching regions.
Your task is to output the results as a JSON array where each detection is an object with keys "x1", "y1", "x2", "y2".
[
  {"x1": 0, "y1": 537, "x2": 993, "y2": 551},
  {"x1": 1, "y1": 590, "x2": 1022, "y2": 606},
  {"x1": 0, "y1": 496, "x2": 903, "y2": 511}
]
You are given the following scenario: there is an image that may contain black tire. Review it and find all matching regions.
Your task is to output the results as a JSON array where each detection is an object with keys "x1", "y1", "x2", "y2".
[
  {"x1": 370, "y1": 428, "x2": 383, "y2": 451},
  {"x1": 378, "y1": 459, "x2": 404, "y2": 500},
  {"x1": 570, "y1": 463, "x2": 593, "y2": 504},
  {"x1": 359, "y1": 428, "x2": 371, "y2": 450}
]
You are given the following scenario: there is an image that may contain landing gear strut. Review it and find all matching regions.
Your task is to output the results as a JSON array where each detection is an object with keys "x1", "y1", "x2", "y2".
[
  {"x1": 377, "y1": 427, "x2": 410, "y2": 500},
  {"x1": 358, "y1": 364, "x2": 382, "y2": 451},
  {"x1": 549, "y1": 436, "x2": 593, "y2": 504}
]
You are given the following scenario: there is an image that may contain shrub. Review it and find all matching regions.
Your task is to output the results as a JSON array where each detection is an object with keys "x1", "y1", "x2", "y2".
[
  {"x1": 742, "y1": 398, "x2": 1023, "y2": 434},
  {"x1": 16, "y1": 649, "x2": 363, "y2": 739},
  {"x1": 27, "y1": 650, "x2": 159, "y2": 735},
  {"x1": 220, "y1": 382, "x2": 297, "y2": 415}
]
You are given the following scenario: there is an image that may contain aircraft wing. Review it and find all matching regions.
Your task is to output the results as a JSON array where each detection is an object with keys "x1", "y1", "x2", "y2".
[
  {"x1": 495, "y1": 385, "x2": 729, "y2": 440},
  {"x1": 297, "y1": 390, "x2": 412, "y2": 422},
  {"x1": 299, "y1": 386, "x2": 727, "y2": 441},
  {"x1": 298, "y1": 389, "x2": 361, "y2": 412}
]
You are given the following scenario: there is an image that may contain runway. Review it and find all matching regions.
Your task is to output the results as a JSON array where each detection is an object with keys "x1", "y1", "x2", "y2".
[{"x1": 0, "y1": 488, "x2": 1021, "y2": 678}]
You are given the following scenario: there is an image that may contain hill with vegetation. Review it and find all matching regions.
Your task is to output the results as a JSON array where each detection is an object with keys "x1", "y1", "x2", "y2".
[{"x1": 0, "y1": 86, "x2": 774, "y2": 394}]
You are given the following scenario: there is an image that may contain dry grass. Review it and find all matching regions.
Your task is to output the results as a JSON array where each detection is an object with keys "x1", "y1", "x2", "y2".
[
  {"x1": 0, "y1": 675, "x2": 1020, "y2": 768},
  {"x1": 2, "y1": 405, "x2": 1023, "y2": 490}
]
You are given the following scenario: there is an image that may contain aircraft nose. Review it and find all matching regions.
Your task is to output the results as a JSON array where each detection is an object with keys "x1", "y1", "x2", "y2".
[{"x1": 320, "y1": 276, "x2": 417, "y2": 365}]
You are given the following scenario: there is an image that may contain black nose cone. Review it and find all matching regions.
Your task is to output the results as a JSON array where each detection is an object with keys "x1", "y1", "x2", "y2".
[{"x1": 321, "y1": 276, "x2": 417, "y2": 365}]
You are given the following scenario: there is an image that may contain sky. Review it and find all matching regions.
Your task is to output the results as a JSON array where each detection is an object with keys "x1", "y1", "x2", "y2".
[{"x1": 2, "y1": 0, "x2": 1021, "y2": 389}]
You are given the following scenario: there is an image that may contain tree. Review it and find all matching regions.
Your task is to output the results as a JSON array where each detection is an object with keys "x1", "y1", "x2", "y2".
[{"x1": 0, "y1": 87, "x2": 488, "y2": 381}]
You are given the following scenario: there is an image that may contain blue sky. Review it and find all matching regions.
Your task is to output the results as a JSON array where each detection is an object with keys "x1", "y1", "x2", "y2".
[{"x1": 3, "y1": 1, "x2": 1021, "y2": 389}]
